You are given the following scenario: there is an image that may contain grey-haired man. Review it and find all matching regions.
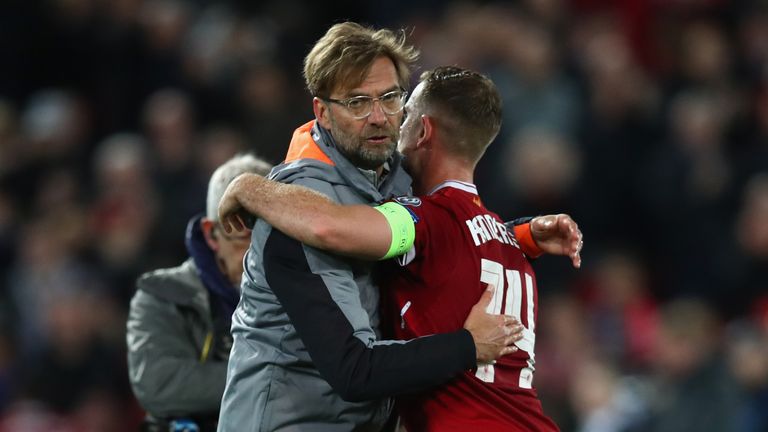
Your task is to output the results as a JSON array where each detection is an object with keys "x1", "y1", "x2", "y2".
[{"x1": 127, "y1": 154, "x2": 271, "y2": 432}]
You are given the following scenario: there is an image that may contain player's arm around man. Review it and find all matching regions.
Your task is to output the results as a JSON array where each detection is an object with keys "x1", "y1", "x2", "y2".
[
  {"x1": 247, "y1": 170, "x2": 525, "y2": 401},
  {"x1": 218, "y1": 173, "x2": 583, "y2": 267}
]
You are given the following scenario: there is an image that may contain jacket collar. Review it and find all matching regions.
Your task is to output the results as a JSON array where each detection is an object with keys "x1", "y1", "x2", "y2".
[
  {"x1": 185, "y1": 215, "x2": 239, "y2": 319},
  {"x1": 274, "y1": 120, "x2": 412, "y2": 201}
]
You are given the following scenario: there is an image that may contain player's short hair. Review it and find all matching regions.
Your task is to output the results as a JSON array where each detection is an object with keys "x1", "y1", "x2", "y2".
[
  {"x1": 418, "y1": 66, "x2": 502, "y2": 164},
  {"x1": 303, "y1": 22, "x2": 419, "y2": 98},
  {"x1": 206, "y1": 154, "x2": 272, "y2": 222}
]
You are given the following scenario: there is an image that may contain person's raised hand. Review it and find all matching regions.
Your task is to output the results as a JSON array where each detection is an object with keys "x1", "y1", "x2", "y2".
[{"x1": 530, "y1": 214, "x2": 583, "y2": 268}]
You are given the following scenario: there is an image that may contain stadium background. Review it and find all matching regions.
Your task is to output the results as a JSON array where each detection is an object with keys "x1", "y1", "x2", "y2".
[{"x1": 0, "y1": 0, "x2": 767, "y2": 430}]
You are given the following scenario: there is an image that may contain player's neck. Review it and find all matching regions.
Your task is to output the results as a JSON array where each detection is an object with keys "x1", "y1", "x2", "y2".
[{"x1": 416, "y1": 157, "x2": 474, "y2": 196}]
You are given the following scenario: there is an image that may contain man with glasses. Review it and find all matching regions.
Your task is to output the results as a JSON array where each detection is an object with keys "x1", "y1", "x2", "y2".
[
  {"x1": 221, "y1": 66, "x2": 574, "y2": 431},
  {"x1": 217, "y1": 23, "x2": 577, "y2": 432},
  {"x1": 127, "y1": 154, "x2": 272, "y2": 432},
  {"x1": 322, "y1": 90, "x2": 408, "y2": 122}
]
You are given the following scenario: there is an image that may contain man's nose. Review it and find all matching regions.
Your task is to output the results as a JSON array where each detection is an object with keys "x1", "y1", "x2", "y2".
[{"x1": 367, "y1": 100, "x2": 387, "y2": 125}]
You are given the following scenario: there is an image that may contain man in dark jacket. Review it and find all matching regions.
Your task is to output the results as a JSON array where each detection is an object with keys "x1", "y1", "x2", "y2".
[{"x1": 126, "y1": 154, "x2": 271, "y2": 432}]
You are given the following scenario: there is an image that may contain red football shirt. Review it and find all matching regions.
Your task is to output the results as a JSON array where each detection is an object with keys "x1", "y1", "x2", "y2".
[{"x1": 380, "y1": 181, "x2": 559, "y2": 432}]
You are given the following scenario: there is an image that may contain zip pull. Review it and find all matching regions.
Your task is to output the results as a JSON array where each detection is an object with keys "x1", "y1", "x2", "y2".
[{"x1": 400, "y1": 301, "x2": 412, "y2": 329}]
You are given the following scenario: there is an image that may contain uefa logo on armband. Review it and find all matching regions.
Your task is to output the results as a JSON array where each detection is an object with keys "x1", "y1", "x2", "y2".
[{"x1": 395, "y1": 196, "x2": 422, "y2": 207}]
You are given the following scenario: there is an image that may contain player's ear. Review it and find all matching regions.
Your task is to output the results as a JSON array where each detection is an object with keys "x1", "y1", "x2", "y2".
[
  {"x1": 418, "y1": 115, "x2": 434, "y2": 147},
  {"x1": 313, "y1": 97, "x2": 332, "y2": 129},
  {"x1": 201, "y1": 218, "x2": 220, "y2": 251}
]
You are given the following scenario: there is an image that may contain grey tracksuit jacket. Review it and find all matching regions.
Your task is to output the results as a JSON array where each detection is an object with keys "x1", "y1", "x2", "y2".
[{"x1": 217, "y1": 121, "x2": 476, "y2": 432}]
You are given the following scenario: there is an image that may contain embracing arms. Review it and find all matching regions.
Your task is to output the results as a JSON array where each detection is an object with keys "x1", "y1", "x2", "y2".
[
  {"x1": 262, "y1": 228, "x2": 523, "y2": 400},
  {"x1": 218, "y1": 173, "x2": 583, "y2": 265}
]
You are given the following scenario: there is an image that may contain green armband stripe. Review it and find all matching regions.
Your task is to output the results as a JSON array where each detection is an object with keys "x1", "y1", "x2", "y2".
[{"x1": 373, "y1": 202, "x2": 415, "y2": 260}]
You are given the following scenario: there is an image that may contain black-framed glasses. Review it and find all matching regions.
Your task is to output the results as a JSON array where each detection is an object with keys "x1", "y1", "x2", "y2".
[{"x1": 322, "y1": 90, "x2": 408, "y2": 119}]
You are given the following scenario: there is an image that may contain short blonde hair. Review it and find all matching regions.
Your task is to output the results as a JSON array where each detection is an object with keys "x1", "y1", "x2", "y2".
[
  {"x1": 303, "y1": 22, "x2": 419, "y2": 98},
  {"x1": 418, "y1": 66, "x2": 502, "y2": 164}
]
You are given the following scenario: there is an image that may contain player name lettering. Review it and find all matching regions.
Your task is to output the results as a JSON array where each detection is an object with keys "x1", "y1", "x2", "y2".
[{"x1": 465, "y1": 214, "x2": 517, "y2": 247}]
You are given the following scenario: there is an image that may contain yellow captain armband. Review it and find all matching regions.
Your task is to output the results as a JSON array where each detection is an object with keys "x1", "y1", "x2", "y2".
[{"x1": 373, "y1": 202, "x2": 416, "y2": 260}]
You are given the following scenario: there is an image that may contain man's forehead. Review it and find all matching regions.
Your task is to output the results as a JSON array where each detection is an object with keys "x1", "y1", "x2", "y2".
[
  {"x1": 333, "y1": 57, "x2": 400, "y2": 96},
  {"x1": 405, "y1": 82, "x2": 425, "y2": 109},
  {"x1": 336, "y1": 83, "x2": 401, "y2": 97}
]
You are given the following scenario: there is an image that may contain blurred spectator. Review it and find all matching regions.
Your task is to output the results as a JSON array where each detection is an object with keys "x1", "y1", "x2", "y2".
[
  {"x1": 4, "y1": 218, "x2": 133, "y2": 430},
  {"x1": 493, "y1": 128, "x2": 584, "y2": 291},
  {"x1": 0, "y1": 320, "x2": 14, "y2": 414},
  {"x1": 571, "y1": 16, "x2": 660, "y2": 247},
  {"x1": 142, "y1": 88, "x2": 197, "y2": 187},
  {"x1": 569, "y1": 360, "x2": 648, "y2": 432},
  {"x1": 735, "y1": 174, "x2": 768, "y2": 261},
  {"x1": 726, "y1": 320, "x2": 768, "y2": 432},
  {"x1": 727, "y1": 173, "x2": 768, "y2": 315},
  {"x1": 89, "y1": 133, "x2": 158, "y2": 301},
  {"x1": 137, "y1": 0, "x2": 190, "y2": 90},
  {"x1": 733, "y1": 82, "x2": 768, "y2": 189},
  {"x1": 582, "y1": 250, "x2": 658, "y2": 370},
  {"x1": 641, "y1": 299, "x2": 741, "y2": 432},
  {"x1": 0, "y1": 100, "x2": 21, "y2": 176},
  {"x1": 0, "y1": 190, "x2": 18, "y2": 293},
  {"x1": 677, "y1": 21, "x2": 733, "y2": 89},
  {"x1": 236, "y1": 62, "x2": 304, "y2": 163},
  {"x1": 502, "y1": 128, "x2": 582, "y2": 215},
  {"x1": 535, "y1": 294, "x2": 594, "y2": 430},
  {"x1": 142, "y1": 89, "x2": 204, "y2": 268},
  {"x1": 16, "y1": 291, "x2": 125, "y2": 415},
  {"x1": 493, "y1": 18, "x2": 580, "y2": 138},
  {"x1": 637, "y1": 90, "x2": 738, "y2": 307},
  {"x1": 8, "y1": 90, "x2": 92, "y2": 215},
  {"x1": 475, "y1": 10, "x2": 581, "y2": 226},
  {"x1": 20, "y1": 90, "x2": 90, "y2": 165},
  {"x1": 738, "y1": 9, "x2": 768, "y2": 80},
  {"x1": 127, "y1": 154, "x2": 271, "y2": 432},
  {"x1": 195, "y1": 125, "x2": 249, "y2": 180},
  {"x1": 8, "y1": 215, "x2": 95, "y2": 354}
]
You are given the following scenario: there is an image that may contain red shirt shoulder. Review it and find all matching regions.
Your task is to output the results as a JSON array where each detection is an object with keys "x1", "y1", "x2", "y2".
[{"x1": 382, "y1": 184, "x2": 558, "y2": 432}]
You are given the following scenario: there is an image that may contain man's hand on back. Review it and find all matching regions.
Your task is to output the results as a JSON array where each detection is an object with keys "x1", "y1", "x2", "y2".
[{"x1": 464, "y1": 286, "x2": 523, "y2": 364}]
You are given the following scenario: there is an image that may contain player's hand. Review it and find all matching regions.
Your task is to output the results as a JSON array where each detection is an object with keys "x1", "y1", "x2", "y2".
[
  {"x1": 464, "y1": 285, "x2": 523, "y2": 363},
  {"x1": 218, "y1": 175, "x2": 252, "y2": 234},
  {"x1": 531, "y1": 214, "x2": 583, "y2": 268}
]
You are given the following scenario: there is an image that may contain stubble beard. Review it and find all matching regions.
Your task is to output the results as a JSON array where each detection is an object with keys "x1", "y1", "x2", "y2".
[{"x1": 328, "y1": 116, "x2": 398, "y2": 171}]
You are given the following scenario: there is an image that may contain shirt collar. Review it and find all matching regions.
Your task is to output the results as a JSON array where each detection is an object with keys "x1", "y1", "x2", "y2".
[
  {"x1": 358, "y1": 161, "x2": 391, "y2": 188},
  {"x1": 428, "y1": 180, "x2": 478, "y2": 196}
]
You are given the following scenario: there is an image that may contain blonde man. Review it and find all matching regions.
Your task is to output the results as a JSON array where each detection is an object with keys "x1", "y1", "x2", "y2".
[
  {"x1": 220, "y1": 67, "x2": 576, "y2": 431},
  {"x1": 217, "y1": 23, "x2": 537, "y2": 432}
]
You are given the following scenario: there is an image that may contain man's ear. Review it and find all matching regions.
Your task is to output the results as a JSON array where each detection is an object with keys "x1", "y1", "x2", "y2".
[
  {"x1": 201, "y1": 218, "x2": 219, "y2": 251},
  {"x1": 313, "y1": 97, "x2": 332, "y2": 129},
  {"x1": 418, "y1": 115, "x2": 434, "y2": 148}
]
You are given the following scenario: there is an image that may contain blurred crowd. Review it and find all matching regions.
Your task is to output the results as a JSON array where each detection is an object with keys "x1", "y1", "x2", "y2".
[{"x1": 0, "y1": 0, "x2": 766, "y2": 431}]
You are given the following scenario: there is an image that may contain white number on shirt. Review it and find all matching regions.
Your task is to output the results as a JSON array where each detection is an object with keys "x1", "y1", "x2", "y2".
[{"x1": 475, "y1": 258, "x2": 536, "y2": 388}]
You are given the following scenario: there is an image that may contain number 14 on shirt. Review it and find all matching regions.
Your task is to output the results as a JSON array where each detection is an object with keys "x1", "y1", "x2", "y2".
[{"x1": 476, "y1": 258, "x2": 536, "y2": 388}]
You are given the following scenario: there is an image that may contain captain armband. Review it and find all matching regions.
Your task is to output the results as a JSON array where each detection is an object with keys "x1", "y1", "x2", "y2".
[{"x1": 373, "y1": 202, "x2": 416, "y2": 260}]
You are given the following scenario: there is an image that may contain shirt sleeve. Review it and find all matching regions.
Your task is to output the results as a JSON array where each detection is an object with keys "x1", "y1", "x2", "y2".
[
  {"x1": 505, "y1": 217, "x2": 544, "y2": 258},
  {"x1": 262, "y1": 228, "x2": 476, "y2": 402}
]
